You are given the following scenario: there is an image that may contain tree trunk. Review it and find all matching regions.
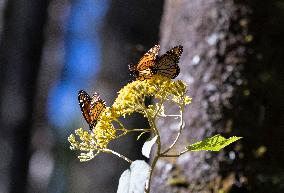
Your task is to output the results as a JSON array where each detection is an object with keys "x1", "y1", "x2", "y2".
[
  {"x1": 152, "y1": 0, "x2": 284, "y2": 192},
  {"x1": 0, "y1": 1, "x2": 50, "y2": 193}
]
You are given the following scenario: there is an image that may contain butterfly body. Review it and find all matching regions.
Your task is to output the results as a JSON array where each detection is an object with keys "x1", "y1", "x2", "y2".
[
  {"x1": 129, "y1": 45, "x2": 183, "y2": 80},
  {"x1": 78, "y1": 90, "x2": 106, "y2": 130}
]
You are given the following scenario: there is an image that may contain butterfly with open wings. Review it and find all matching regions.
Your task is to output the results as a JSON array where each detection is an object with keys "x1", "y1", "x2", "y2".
[
  {"x1": 129, "y1": 45, "x2": 183, "y2": 80},
  {"x1": 78, "y1": 90, "x2": 106, "y2": 130}
]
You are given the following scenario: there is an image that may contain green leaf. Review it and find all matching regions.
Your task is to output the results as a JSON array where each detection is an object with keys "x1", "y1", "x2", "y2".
[{"x1": 186, "y1": 134, "x2": 242, "y2": 151}]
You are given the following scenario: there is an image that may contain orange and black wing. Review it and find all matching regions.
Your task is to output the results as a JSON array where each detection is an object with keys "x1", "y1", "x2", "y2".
[
  {"x1": 152, "y1": 45, "x2": 183, "y2": 79},
  {"x1": 129, "y1": 45, "x2": 160, "y2": 80},
  {"x1": 136, "y1": 44, "x2": 160, "y2": 70},
  {"x1": 89, "y1": 93, "x2": 106, "y2": 128},
  {"x1": 78, "y1": 90, "x2": 106, "y2": 129},
  {"x1": 78, "y1": 90, "x2": 92, "y2": 125}
]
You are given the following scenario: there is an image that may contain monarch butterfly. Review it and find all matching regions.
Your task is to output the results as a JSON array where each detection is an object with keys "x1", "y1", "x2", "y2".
[
  {"x1": 129, "y1": 45, "x2": 183, "y2": 80},
  {"x1": 129, "y1": 45, "x2": 160, "y2": 81},
  {"x1": 151, "y1": 45, "x2": 183, "y2": 79},
  {"x1": 78, "y1": 90, "x2": 106, "y2": 130}
]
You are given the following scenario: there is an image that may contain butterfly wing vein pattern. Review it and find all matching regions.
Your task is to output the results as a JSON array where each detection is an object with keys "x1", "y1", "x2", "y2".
[
  {"x1": 129, "y1": 45, "x2": 183, "y2": 80},
  {"x1": 129, "y1": 45, "x2": 160, "y2": 80},
  {"x1": 153, "y1": 46, "x2": 183, "y2": 79},
  {"x1": 78, "y1": 90, "x2": 106, "y2": 129}
]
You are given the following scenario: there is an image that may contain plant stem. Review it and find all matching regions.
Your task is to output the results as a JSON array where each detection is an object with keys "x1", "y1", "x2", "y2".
[
  {"x1": 115, "y1": 128, "x2": 151, "y2": 138},
  {"x1": 144, "y1": 96, "x2": 186, "y2": 192},
  {"x1": 160, "y1": 149, "x2": 188, "y2": 157},
  {"x1": 127, "y1": 128, "x2": 152, "y2": 132},
  {"x1": 114, "y1": 119, "x2": 126, "y2": 129},
  {"x1": 145, "y1": 153, "x2": 159, "y2": 193},
  {"x1": 158, "y1": 114, "x2": 180, "y2": 117},
  {"x1": 159, "y1": 154, "x2": 179, "y2": 157},
  {"x1": 145, "y1": 116, "x2": 161, "y2": 193},
  {"x1": 161, "y1": 106, "x2": 185, "y2": 155},
  {"x1": 102, "y1": 148, "x2": 133, "y2": 164}
]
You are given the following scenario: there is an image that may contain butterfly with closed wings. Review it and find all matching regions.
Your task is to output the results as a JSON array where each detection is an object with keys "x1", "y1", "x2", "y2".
[
  {"x1": 129, "y1": 45, "x2": 183, "y2": 80},
  {"x1": 78, "y1": 90, "x2": 106, "y2": 130}
]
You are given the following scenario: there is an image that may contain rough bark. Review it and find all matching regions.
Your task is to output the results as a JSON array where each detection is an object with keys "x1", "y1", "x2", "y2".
[
  {"x1": 152, "y1": 0, "x2": 284, "y2": 192},
  {"x1": 0, "y1": 0, "x2": 50, "y2": 193}
]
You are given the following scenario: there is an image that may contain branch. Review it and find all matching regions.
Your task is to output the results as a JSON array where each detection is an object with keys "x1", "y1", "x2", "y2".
[
  {"x1": 143, "y1": 106, "x2": 162, "y2": 193},
  {"x1": 159, "y1": 149, "x2": 188, "y2": 157},
  {"x1": 161, "y1": 105, "x2": 185, "y2": 155},
  {"x1": 127, "y1": 128, "x2": 152, "y2": 132},
  {"x1": 158, "y1": 114, "x2": 180, "y2": 118},
  {"x1": 102, "y1": 148, "x2": 133, "y2": 164}
]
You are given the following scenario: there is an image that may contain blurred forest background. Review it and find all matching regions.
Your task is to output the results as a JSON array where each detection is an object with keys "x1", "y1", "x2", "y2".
[{"x1": 0, "y1": 0, "x2": 283, "y2": 193}]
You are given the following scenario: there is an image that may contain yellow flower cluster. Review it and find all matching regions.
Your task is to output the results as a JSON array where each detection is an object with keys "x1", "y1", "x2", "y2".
[
  {"x1": 68, "y1": 128, "x2": 99, "y2": 161},
  {"x1": 68, "y1": 108, "x2": 117, "y2": 161},
  {"x1": 113, "y1": 75, "x2": 191, "y2": 117},
  {"x1": 68, "y1": 75, "x2": 191, "y2": 161},
  {"x1": 92, "y1": 107, "x2": 117, "y2": 148}
]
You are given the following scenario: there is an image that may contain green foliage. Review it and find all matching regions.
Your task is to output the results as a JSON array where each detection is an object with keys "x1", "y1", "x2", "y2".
[{"x1": 186, "y1": 134, "x2": 242, "y2": 151}]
